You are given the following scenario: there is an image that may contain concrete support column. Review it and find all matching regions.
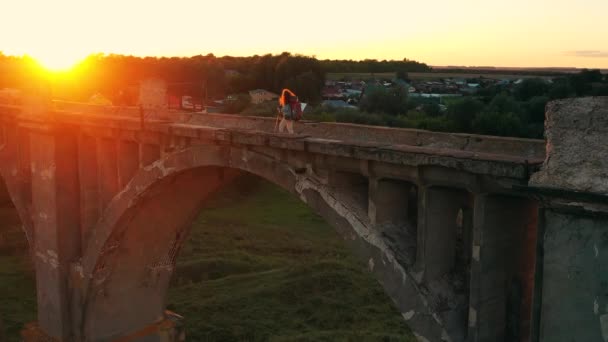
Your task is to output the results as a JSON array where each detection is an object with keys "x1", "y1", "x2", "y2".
[
  {"x1": 416, "y1": 186, "x2": 470, "y2": 282},
  {"x1": 0, "y1": 124, "x2": 34, "y2": 244},
  {"x1": 29, "y1": 126, "x2": 81, "y2": 340},
  {"x1": 468, "y1": 194, "x2": 537, "y2": 342},
  {"x1": 368, "y1": 178, "x2": 411, "y2": 226},
  {"x1": 536, "y1": 209, "x2": 608, "y2": 342},
  {"x1": 97, "y1": 138, "x2": 119, "y2": 211},
  {"x1": 0, "y1": 164, "x2": 13, "y2": 205},
  {"x1": 18, "y1": 126, "x2": 32, "y2": 211},
  {"x1": 328, "y1": 170, "x2": 368, "y2": 212},
  {"x1": 140, "y1": 143, "x2": 160, "y2": 168},
  {"x1": 117, "y1": 141, "x2": 140, "y2": 188},
  {"x1": 78, "y1": 134, "x2": 100, "y2": 251}
]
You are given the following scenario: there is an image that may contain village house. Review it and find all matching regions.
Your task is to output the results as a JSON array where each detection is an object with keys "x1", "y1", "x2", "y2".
[
  {"x1": 321, "y1": 85, "x2": 344, "y2": 100},
  {"x1": 248, "y1": 89, "x2": 279, "y2": 104}
]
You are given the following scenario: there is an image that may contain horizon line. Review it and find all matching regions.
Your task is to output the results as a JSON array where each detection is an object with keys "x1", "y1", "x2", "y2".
[{"x1": 2, "y1": 51, "x2": 607, "y2": 71}]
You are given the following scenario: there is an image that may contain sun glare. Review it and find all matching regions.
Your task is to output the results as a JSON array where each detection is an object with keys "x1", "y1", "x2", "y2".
[{"x1": 32, "y1": 52, "x2": 84, "y2": 72}]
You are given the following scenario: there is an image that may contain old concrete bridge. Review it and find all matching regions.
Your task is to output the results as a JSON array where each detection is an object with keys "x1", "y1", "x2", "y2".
[{"x1": 0, "y1": 97, "x2": 606, "y2": 342}]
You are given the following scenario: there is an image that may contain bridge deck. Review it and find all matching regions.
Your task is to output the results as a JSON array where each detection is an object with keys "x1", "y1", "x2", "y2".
[{"x1": 0, "y1": 102, "x2": 546, "y2": 180}]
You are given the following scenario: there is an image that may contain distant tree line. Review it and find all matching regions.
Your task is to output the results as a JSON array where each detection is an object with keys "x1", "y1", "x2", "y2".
[
  {"x1": 0, "y1": 52, "x2": 326, "y2": 104},
  {"x1": 0, "y1": 53, "x2": 34, "y2": 89},
  {"x1": 430, "y1": 68, "x2": 574, "y2": 77},
  {"x1": 320, "y1": 58, "x2": 431, "y2": 73},
  {"x1": 0, "y1": 53, "x2": 434, "y2": 105}
]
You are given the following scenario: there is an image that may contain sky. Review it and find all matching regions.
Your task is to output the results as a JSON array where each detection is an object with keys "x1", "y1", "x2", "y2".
[{"x1": 1, "y1": 0, "x2": 607, "y2": 70}]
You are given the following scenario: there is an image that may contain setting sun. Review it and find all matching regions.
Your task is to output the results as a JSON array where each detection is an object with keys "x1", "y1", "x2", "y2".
[{"x1": 32, "y1": 52, "x2": 83, "y2": 72}]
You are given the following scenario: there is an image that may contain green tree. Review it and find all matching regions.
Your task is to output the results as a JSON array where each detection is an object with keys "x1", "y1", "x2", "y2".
[
  {"x1": 568, "y1": 69, "x2": 603, "y2": 96},
  {"x1": 422, "y1": 103, "x2": 441, "y2": 117},
  {"x1": 396, "y1": 70, "x2": 409, "y2": 82},
  {"x1": 487, "y1": 93, "x2": 521, "y2": 115},
  {"x1": 478, "y1": 84, "x2": 508, "y2": 101},
  {"x1": 359, "y1": 85, "x2": 408, "y2": 115},
  {"x1": 227, "y1": 73, "x2": 255, "y2": 94},
  {"x1": 523, "y1": 96, "x2": 549, "y2": 124},
  {"x1": 514, "y1": 78, "x2": 548, "y2": 101},
  {"x1": 472, "y1": 111, "x2": 523, "y2": 137},
  {"x1": 284, "y1": 71, "x2": 323, "y2": 104},
  {"x1": 274, "y1": 53, "x2": 324, "y2": 93},
  {"x1": 446, "y1": 97, "x2": 484, "y2": 132},
  {"x1": 591, "y1": 83, "x2": 608, "y2": 96},
  {"x1": 579, "y1": 69, "x2": 603, "y2": 83},
  {"x1": 320, "y1": 57, "x2": 431, "y2": 73},
  {"x1": 548, "y1": 80, "x2": 575, "y2": 99}
]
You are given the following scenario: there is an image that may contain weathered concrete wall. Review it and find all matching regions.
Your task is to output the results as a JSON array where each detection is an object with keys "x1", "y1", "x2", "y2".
[
  {"x1": 0, "y1": 119, "x2": 35, "y2": 249},
  {"x1": 415, "y1": 186, "x2": 471, "y2": 341},
  {"x1": 181, "y1": 113, "x2": 545, "y2": 159},
  {"x1": 368, "y1": 178, "x2": 411, "y2": 226},
  {"x1": 530, "y1": 97, "x2": 608, "y2": 195},
  {"x1": 416, "y1": 186, "x2": 470, "y2": 283},
  {"x1": 539, "y1": 211, "x2": 608, "y2": 342},
  {"x1": 469, "y1": 194, "x2": 538, "y2": 342},
  {"x1": 29, "y1": 127, "x2": 81, "y2": 340}
]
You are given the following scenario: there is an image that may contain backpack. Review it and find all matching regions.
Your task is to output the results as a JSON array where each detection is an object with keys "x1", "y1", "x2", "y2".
[{"x1": 290, "y1": 99, "x2": 303, "y2": 121}]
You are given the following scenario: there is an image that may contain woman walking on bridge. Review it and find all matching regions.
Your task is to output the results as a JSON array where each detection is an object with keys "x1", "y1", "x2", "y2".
[{"x1": 276, "y1": 88, "x2": 302, "y2": 134}]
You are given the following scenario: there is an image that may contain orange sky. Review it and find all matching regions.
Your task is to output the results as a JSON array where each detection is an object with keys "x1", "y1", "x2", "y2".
[{"x1": 2, "y1": 0, "x2": 607, "y2": 70}]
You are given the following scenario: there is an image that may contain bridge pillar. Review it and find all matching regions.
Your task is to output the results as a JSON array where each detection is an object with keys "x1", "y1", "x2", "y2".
[
  {"x1": 328, "y1": 170, "x2": 369, "y2": 212},
  {"x1": 532, "y1": 205, "x2": 608, "y2": 342},
  {"x1": 527, "y1": 97, "x2": 608, "y2": 342},
  {"x1": 368, "y1": 178, "x2": 411, "y2": 226},
  {"x1": 78, "y1": 133, "x2": 102, "y2": 252},
  {"x1": 27, "y1": 124, "x2": 81, "y2": 340},
  {"x1": 97, "y1": 138, "x2": 120, "y2": 211},
  {"x1": 468, "y1": 194, "x2": 537, "y2": 342},
  {"x1": 416, "y1": 186, "x2": 471, "y2": 283}
]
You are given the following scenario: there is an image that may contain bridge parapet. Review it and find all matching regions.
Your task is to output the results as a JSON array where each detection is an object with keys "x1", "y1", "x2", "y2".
[
  {"x1": 0, "y1": 102, "x2": 545, "y2": 181},
  {"x1": 48, "y1": 100, "x2": 546, "y2": 159},
  {"x1": 180, "y1": 112, "x2": 546, "y2": 159}
]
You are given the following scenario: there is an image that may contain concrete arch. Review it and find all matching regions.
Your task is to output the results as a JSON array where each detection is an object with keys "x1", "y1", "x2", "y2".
[
  {"x1": 0, "y1": 132, "x2": 34, "y2": 250},
  {"x1": 79, "y1": 144, "x2": 449, "y2": 341}
]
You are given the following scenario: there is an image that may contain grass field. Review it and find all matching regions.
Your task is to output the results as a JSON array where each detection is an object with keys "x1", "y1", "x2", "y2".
[
  {"x1": 327, "y1": 72, "x2": 549, "y2": 81},
  {"x1": 0, "y1": 176, "x2": 413, "y2": 341},
  {"x1": 0, "y1": 206, "x2": 36, "y2": 341}
]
